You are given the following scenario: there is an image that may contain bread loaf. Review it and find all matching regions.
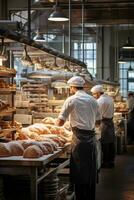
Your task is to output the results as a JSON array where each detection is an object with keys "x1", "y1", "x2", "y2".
[
  {"x1": 23, "y1": 145, "x2": 43, "y2": 158},
  {"x1": 8, "y1": 141, "x2": 24, "y2": 156},
  {"x1": 0, "y1": 143, "x2": 11, "y2": 157}
]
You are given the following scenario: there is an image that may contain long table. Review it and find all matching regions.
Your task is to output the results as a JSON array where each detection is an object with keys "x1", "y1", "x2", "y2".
[{"x1": 0, "y1": 144, "x2": 70, "y2": 200}]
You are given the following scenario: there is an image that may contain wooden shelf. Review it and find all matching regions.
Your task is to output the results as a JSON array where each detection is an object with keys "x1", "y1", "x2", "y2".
[
  {"x1": 0, "y1": 128, "x2": 17, "y2": 137},
  {"x1": 0, "y1": 108, "x2": 16, "y2": 116},
  {"x1": 0, "y1": 71, "x2": 16, "y2": 78},
  {"x1": 0, "y1": 88, "x2": 16, "y2": 94}
]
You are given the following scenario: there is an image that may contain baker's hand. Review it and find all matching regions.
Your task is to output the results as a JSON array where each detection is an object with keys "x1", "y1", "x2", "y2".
[{"x1": 55, "y1": 118, "x2": 65, "y2": 126}]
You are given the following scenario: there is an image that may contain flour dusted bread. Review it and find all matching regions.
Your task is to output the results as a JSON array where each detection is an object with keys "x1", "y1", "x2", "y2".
[
  {"x1": 41, "y1": 141, "x2": 54, "y2": 154},
  {"x1": 8, "y1": 141, "x2": 24, "y2": 156},
  {"x1": 28, "y1": 123, "x2": 51, "y2": 134},
  {"x1": 23, "y1": 145, "x2": 43, "y2": 158},
  {"x1": 21, "y1": 140, "x2": 35, "y2": 149},
  {"x1": 42, "y1": 117, "x2": 56, "y2": 125},
  {"x1": 0, "y1": 143, "x2": 11, "y2": 157},
  {"x1": 21, "y1": 141, "x2": 48, "y2": 155},
  {"x1": 30, "y1": 141, "x2": 49, "y2": 155}
]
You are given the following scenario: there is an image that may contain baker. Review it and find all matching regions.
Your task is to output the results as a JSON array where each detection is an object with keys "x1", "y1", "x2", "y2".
[
  {"x1": 91, "y1": 85, "x2": 116, "y2": 168},
  {"x1": 56, "y1": 76, "x2": 101, "y2": 200}
]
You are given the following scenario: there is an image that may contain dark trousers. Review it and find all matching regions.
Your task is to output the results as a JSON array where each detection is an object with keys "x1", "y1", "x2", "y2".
[
  {"x1": 101, "y1": 143, "x2": 115, "y2": 164},
  {"x1": 74, "y1": 182, "x2": 96, "y2": 200}
]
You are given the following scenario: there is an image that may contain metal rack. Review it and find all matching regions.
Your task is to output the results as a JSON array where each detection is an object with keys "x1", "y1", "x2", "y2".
[{"x1": 0, "y1": 144, "x2": 70, "y2": 200}]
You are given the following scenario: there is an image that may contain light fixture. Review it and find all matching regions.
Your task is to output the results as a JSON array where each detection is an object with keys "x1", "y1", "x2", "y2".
[
  {"x1": 48, "y1": 1, "x2": 69, "y2": 22},
  {"x1": 118, "y1": 55, "x2": 126, "y2": 64},
  {"x1": 33, "y1": 30, "x2": 46, "y2": 42},
  {"x1": 122, "y1": 37, "x2": 134, "y2": 49},
  {"x1": 64, "y1": 61, "x2": 71, "y2": 71},
  {"x1": 20, "y1": 45, "x2": 33, "y2": 66},
  {"x1": 27, "y1": 71, "x2": 52, "y2": 79},
  {"x1": 0, "y1": 38, "x2": 8, "y2": 61},
  {"x1": 128, "y1": 61, "x2": 133, "y2": 71}
]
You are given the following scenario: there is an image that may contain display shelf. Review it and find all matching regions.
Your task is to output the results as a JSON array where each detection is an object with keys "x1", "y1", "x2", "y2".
[
  {"x1": 23, "y1": 88, "x2": 46, "y2": 93},
  {"x1": 0, "y1": 108, "x2": 16, "y2": 116},
  {"x1": 0, "y1": 128, "x2": 17, "y2": 140},
  {"x1": 48, "y1": 100, "x2": 64, "y2": 106},
  {"x1": 29, "y1": 102, "x2": 48, "y2": 107},
  {"x1": 0, "y1": 88, "x2": 16, "y2": 94},
  {"x1": 0, "y1": 71, "x2": 16, "y2": 78},
  {"x1": 0, "y1": 128, "x2": 17, "y2": 135}
]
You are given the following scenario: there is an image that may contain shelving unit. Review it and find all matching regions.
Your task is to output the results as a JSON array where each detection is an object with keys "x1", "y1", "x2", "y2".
[{"x1": 0, "y1": 68, "x2": 16, "y2": 140}]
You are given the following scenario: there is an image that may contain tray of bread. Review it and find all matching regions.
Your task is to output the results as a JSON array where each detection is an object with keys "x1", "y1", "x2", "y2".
[
  {"x1": 0, "y1": 66, "x2": 16, "y2": 77},
  {"x1": 0, "y1": 107, "x2": 16, "y2": 116}
]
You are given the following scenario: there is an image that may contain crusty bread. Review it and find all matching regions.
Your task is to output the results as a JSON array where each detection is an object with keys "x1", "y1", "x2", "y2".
[
  {"x1": 42, "y1": 117, "x2": 56, "y2": 125},
  {"x1": 23, "y1": 145, "x2": 43, "y2": 158},
  {"x1": 0, "y1": 143, "x2": 11, "y2": 157},
  {"x1": 8, "y1": 141, "x2": 24, "y2": 156},
  {"x1": 21, "y1": 140, "x2": 36, "y2": 149},
  {"x1": 41, "y1": 141, "x2": 54, "y2": 154}
]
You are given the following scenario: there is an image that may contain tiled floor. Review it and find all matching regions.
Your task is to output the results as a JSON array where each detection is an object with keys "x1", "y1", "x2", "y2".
[{"x1": 96, "y1": 145, "x2": 134, "y2": 200}]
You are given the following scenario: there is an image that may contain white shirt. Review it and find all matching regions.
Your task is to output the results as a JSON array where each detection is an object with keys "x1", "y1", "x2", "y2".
[
  {"x1": 97, "y1": 94, "x2": 114, "y2": 119},
  {"x1": 58, "y1": 90, "x2": 101, "y2": 130},
  {"x1": 127, "y1": 96, "x2": 134, "y2": 113}
]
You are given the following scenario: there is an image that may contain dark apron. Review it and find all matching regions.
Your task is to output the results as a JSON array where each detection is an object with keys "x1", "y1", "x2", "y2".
[
  {"x1": 127, "y1": 109, "x2": 134, "y2": 140},
  {"x1": 101, "y1": 118, "x2": 115, "y2": 144},
  {"x1": 70, "y1": 127, "x2": 97, "y2": 184}
]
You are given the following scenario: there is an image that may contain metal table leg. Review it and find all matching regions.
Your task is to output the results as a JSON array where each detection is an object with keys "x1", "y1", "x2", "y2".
[{"x1": 30, "y1": 167, "x2": 38, "y2": 200}]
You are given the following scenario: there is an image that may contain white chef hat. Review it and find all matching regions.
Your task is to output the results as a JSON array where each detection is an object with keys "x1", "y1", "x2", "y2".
[
  {"x1": 91, "y1": 85, "x2": 104, "y2": 93},
  {"x1": 67, "y1": 76, "x2": 85, "y2": 87}
]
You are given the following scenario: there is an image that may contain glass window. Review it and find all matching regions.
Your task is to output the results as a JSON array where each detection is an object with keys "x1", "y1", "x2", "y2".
[
  {"x1": 119, "y1": 61, "x2": 134, "y2": 99},
  {"x1": 72, "y1": 41, "x2": 96, "y2": 77}
]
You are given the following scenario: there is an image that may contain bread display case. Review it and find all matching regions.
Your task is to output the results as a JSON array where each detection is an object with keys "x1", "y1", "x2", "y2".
[
  {"x1": 0, "y1": 66, "x2": 17, "y2": 141},
  {"x1": 0, "y1": 116, "x2": 72, "y2": 200}
]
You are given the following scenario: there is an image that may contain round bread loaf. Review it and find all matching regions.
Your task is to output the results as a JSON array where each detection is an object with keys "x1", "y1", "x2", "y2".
[
  {"x1": 0, "y1": 143, "x2": 11, "y2": 157},
  {"x1": 23, "y1": 145, "x2": 43, "y2": 158},
  {"x1": 41, "y1": 141, "x2": 54, "y2": 154},
  {"x1": 8, "y1": 141, "x2": 24, "y2": 156},
  {"x1": 21, "y1": 140, "x2": 35, "y2": 149}
]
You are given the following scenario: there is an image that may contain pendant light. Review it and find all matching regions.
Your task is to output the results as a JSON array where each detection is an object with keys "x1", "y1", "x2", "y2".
[
  {"x1": 128, "y1": 51, "x2": 133, "y2": 71},
  {"x1": 0, "y1": 38, "x2": 8, "y2": 61},
  {"x1": 33, "y1": 30, "x2": 46, "y2": 42},
  {"x1": 128, "y1": 61, "x2": 133, "y2": 71},
  {"x1": 118, "y1": 57, "x2": 126, "y2": 64},
  {"x1": 20, "y1": 45, "x2": 33, "y2": 66},
  {"x1": 48, "y1": 1, "x2": 69, "y2": 22},
  {"x1": 118, "y1": 54, "x2": 126, "y2": 64},
  {"x1": 122, "y1": 37, "x2": 134, "y2": 49}
]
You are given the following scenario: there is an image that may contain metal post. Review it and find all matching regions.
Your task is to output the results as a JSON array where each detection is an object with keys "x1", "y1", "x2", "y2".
[
  {"x1": 62, "y1": 24, "x2": 65, "y2": 54},
  {"x1": 68, "y1": 0, "x2": 71, "y2": 56},
  {"x1": 28, "y1": 0, "x2": 31, "y2": 40},
  {"x1": 82, "y1": 2, "x2": 84, "y2": 62}
]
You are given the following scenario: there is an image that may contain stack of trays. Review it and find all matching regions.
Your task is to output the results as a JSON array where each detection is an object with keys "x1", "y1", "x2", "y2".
[{"x1": 42, "y1": 174, "x2": 59, "y2": 200}]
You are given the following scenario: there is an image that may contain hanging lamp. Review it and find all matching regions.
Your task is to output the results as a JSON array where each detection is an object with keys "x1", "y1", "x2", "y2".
[
  {"x1": 20, "y1": 45, "x2": 33, "y2": 66},
  {"x1": 0, "y1": 38, "x2": 8, "y2": 61},
  {"x1": 33, "y1": 30, "x2": 46, "y2": 42},
  {"x1": 122, "y1": 37, "x2": 134, "y2": 49},
  {"x1": 118, "y1": 55, "x2": 126, "y2": 64},
  {"x1": 128, "y1": 61, "x2": 133, "y2": 71},
  {"x1": 48, "y1": 1, "x2": 69, "y2": 22}
]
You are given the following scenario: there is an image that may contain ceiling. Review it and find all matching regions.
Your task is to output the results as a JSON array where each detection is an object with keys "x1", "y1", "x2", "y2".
[{"x1": 32, "y1": 0, "x2": 134, "y2": 25}]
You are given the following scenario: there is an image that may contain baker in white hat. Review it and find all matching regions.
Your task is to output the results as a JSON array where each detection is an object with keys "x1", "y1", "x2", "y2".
[
  {"x1": 91, "y1": 84, "x2": 116, "y2": 168},
  {"x1": 56, "y1": 76, "x2": 101, "y2": 200}
]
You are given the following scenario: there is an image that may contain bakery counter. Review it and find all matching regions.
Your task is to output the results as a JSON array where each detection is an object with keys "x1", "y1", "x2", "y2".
[{"x1": 0, "y1": 143, "x2": 70, "y2": 200}]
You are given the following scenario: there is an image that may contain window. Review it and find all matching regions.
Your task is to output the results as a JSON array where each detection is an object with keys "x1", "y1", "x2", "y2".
[
  {"x1": 72, "y1": 42, "x2": 96, "y2": 77},
  {"x1": 119, "y1": 62, "x2": 134, "y2": 99}
]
